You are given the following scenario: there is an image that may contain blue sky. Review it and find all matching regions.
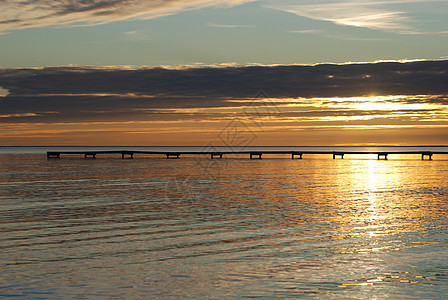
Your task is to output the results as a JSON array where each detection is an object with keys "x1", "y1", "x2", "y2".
[
  {"x1": 0, "y1": 0, "x2": 447, "y2": 146},
  {"x1": 1, "y1": 0, "x2": 447, "y2": 68}
]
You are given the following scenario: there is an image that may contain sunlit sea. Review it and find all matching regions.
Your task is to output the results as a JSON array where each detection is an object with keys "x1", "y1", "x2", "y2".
[{"x1": 1, "y1": 147, "x2": 448, "y2": 299}]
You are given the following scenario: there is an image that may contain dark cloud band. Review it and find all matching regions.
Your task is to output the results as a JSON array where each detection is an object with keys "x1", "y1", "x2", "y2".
[
  {"x1": 0, "y1": 60, "x2": 447, "y2": 124},
  {"x1": 1, "y1": 60, "x2": 447, "y2": 98}
]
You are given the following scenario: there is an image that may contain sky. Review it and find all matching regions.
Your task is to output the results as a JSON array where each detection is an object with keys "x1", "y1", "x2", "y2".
[{"x1": 0, "y1": 0, "x2": 447, "y2": 146}]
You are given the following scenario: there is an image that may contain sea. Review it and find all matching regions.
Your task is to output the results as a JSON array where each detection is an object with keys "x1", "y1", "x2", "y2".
[{"x1": 1, "y1": 146, "x2": 447, "y2": 299}]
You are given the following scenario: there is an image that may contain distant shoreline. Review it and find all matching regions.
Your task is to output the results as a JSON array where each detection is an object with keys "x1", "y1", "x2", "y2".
[{"x1": 1, "y1": 145, "x2": 448, "y2": 148}]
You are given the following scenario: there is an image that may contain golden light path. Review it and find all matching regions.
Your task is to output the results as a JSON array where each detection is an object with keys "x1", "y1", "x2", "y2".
[{"x1": 331, "y1": 157, "x2": 448, "y2": 289}]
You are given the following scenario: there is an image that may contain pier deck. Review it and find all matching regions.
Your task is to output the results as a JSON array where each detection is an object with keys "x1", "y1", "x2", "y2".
[{"x1": 47, "y1": 150, "x2": 447, "y2": 160}]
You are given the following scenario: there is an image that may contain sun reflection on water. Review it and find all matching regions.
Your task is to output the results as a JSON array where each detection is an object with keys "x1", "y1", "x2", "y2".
[{"x1": 1, "y1": 154, "x2": 447, "y2": 298}]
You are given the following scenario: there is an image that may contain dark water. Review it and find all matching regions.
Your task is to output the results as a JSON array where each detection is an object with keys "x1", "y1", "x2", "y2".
[{"x1": 1, "y1": 148, "x2": 448, "y2": 298}]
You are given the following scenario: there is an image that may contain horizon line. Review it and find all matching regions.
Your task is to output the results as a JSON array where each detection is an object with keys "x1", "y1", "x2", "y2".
[
  {"x1": 2, "y1": 145, "x2": 448, "y2": 147},
  {"x1": 2, "y1": 58, "x2": 446, "y2": 71}
]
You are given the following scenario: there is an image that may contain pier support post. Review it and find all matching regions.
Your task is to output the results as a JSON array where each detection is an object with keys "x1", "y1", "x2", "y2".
[
  {"x1": 122, "y1": 152, "x2": 134, "y2": 159},
  {"x1": 84, "y1": 153, "x2": 96, "y2": 159},
  {"x1": 422, "y1": 152, "x2": 433, "y2": 160},
  {"x1": 291, "y1": 152, "x2": 303, "y2": 159},
  {"x1": 333, "y1": 152, "x2": 344, "y2": 159},
  {"x1": 378, "y1": 153, "x2": 388, "y2": 160},
  {"x1": 166, "y1": 153, "x2": 180, "y2": 159},
  {"x1": 47, "y1": 152, "x2": 61, "y2": 159},
  {"x1": 250, "y1": 153, "x2": 262, "y2": 159},
  {"x1": 211, "y1": 153, "x2": 223, "y2": 159}
]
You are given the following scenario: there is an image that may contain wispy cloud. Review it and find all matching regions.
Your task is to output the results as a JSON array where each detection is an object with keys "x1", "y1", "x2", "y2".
[
  {"x1": 124, "y1": 30, "x2": 151, "y2": 41},
  {"x1": 206, "y1": 22, "x2": 256, "y2": 28},
  {"x1": 289, "y1": 29, "x2": 386, "y2": 41},
  {"x1": 264, "y1": 0, "x2": 445, "y2": 34},
  {"x1": 0, "y1": 0, "x2": 254, "y2": 33},
  {"x1": 289, "y1": 29, "x2": 323, "y2": 34}
]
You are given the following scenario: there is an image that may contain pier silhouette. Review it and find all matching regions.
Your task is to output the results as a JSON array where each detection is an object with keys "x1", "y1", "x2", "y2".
[{"x1": 47, "y1": 150, "x2": 443, "y2": 160}]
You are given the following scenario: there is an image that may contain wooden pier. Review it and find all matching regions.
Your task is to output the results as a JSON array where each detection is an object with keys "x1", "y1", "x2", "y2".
[{"x1": 46, "y1": 150, "x2": 447, "y2": 160}]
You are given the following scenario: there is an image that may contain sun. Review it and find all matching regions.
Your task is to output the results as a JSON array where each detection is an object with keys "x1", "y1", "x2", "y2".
[{"x1": 349, "y1": 96, "x2": 403, "y2": 111}]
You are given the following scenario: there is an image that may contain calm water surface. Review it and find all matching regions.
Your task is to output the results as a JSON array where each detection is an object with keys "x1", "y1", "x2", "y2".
[{"x1": 1, "y1": 148, "x2": 447, "y2": 298}]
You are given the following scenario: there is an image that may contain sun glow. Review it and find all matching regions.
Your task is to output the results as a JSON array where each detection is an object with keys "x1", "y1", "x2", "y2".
[
  {"x1": 1, "y1": 94, "x2": 447, "y2": 145},
  {"x1": 347, "y1": 96, "x2": 417, "y2": 111}
]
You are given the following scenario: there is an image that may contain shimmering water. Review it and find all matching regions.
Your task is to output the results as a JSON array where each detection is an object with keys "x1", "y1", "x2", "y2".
[{"x1": 1, "y1": 148, "x2": 448, "y2": 298}]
